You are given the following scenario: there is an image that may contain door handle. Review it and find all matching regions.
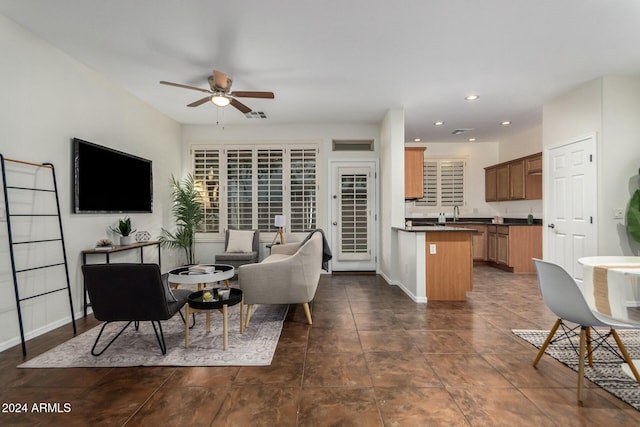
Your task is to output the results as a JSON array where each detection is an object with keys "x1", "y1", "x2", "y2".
[
  {"x1": 547, "y1": 223, "x2": 555, "y2": 229},
  {"x1": 332, "y1": 221, "x2": 338, "y2": 226}
]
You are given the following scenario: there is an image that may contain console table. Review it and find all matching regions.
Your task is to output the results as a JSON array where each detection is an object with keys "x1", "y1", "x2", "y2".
[{"x1": 81, "y1": 241, "x2": 161, "y2": 316}]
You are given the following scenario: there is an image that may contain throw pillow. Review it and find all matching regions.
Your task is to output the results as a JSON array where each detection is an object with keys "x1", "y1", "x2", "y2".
[
  {"x1": 160, "y1": 273, "x2": 178, "y2": 302},
  {"x1": 226, "y1": 229, "x2": 255, "y2": 253}
]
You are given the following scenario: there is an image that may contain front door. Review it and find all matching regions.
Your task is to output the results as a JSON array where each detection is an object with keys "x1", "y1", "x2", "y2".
[
  {"x1": 330, "y1": 162, "x2": 377, "y2": 271},
  {"x1": 545, "y1": 135, "x2": 597, "y2": 280}
]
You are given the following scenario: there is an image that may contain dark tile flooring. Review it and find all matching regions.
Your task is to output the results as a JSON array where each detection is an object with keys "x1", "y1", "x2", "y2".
[{"x1": 2, "y1": 266, "x2": 640, "y2": 426}]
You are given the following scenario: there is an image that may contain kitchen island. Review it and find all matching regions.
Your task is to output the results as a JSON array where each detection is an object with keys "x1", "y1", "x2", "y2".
[{"x1": 395, "y1": 225, "x2": 475, "y2": 302}]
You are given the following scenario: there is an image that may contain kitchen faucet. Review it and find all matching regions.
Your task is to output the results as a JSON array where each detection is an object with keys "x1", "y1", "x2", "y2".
[{"x1": 453, "y1": 205, "x2": 460, "y2": 222}]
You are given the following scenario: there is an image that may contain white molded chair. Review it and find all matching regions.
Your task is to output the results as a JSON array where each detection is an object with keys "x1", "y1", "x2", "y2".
[{"x1": 532, "y1": 258, "x2": 640, "y2": 402}]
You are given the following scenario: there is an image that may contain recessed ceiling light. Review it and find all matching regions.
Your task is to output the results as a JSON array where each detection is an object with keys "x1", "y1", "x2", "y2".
[
  {"x1": 468, "y1": 138, "x2": 476, "y2": 142},
  {"x1": 433, "y1": 121, "x2": 444, "y2": 126},
  {"x1": 501, "y1": 121, "x2": 512, "y2": 126},
  {"x1": 414, "y1": 138, "x2": 421, "y2": 142},
  {"x1": 465, "y1": 94, "x2": 479, "y2": 101}
]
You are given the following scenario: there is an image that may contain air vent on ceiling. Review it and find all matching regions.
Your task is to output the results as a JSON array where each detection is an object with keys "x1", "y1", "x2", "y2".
[
  {"x1": 451, "y1": 128, "x2": 474, "y2": 135},
  {"x1": 244, "y1": 111, "x2": 268, "y2": 119},
  {"x1": 332, "y1": 139, "x2": 375, "y2": 151}
]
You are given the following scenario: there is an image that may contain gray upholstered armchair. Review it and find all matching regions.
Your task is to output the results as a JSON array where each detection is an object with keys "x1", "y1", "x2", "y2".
[
  {"x1": 81, "y1": 263, "x2": 191, "y2": 356},
  {"x1": 215, "y1": 229, "x2": 260, "y2": 275},
  {"x1": 239, "y1": 230, "x2": 324, "y2": 326}
]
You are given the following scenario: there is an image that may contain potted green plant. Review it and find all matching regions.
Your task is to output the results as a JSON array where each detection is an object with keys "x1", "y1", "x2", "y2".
[
  {"x1": 110, "y1": 216, "x2": 136, "y2": 246},
  {"x1": 627, "y1": 168, "x2": 640, "y2": 243},
  {"x1": 159, "y1": 174, "x2": 204, "y2": 264}
]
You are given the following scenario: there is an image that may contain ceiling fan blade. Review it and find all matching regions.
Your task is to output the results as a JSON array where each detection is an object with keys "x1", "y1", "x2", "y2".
[
  {"x1": 230, "y1": 91, "x2": 275, "y2": 99},
  {"x1": 230, "y1": 98, "x2": 252, "y2": 114},
  {"x1": 187, "y1": 96, "x2": 211, "y2": 107},
  {"x1": 213, "y1": 70, "x2": 229, "y2": 90},
  {"x1": 160, "y1": 81, "x2": 212, "y2": 94}
]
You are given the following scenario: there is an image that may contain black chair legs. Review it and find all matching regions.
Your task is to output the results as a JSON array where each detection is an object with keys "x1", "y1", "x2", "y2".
[
  {"x1": 91, "y1": 320, "x2": 169, "y2": 356},
  {"x1": 91, "y1": 321, "x2": 133, "y2": 356}
]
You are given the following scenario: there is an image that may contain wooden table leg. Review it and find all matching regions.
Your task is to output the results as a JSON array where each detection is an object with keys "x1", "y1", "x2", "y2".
[
  {"x1": 224, "y1": 279, "x2": 230, "y2": 289},
  {"x1": 223, "y1": 304, "x2": 228, "y2": 350},
  {"x1": 185, "y1": 305, "x2": 190, "y2": 348}
]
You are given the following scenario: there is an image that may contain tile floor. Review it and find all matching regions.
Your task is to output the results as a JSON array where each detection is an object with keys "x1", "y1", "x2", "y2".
[{"x1": 1, "y1": 266, "x2": 640, "y2": 426}]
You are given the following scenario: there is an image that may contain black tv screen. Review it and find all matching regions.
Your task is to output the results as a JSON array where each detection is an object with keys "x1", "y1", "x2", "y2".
[{"x1": 73, "y1": 138, "x2": 153, "y2": 213}]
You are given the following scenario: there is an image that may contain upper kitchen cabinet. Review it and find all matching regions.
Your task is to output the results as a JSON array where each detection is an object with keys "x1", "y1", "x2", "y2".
[
  {"x1": 485, "y1": 167, "x2": 497, "y2": 202},
  {"x1": 405, "y1": 147, "x2": 426, "y2": 199},
  {"x1": 484, "y1": 152, "x2": 542, "y2": 201}
]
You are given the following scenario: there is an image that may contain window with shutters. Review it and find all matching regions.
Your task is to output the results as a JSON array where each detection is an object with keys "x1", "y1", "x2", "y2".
[
  {"x1": 191, "y1": 144, "x2": 318, "y2": 237},
  {"x1": 290, "y1": 148, "x2": 317, "y2": 232},
  {"x1": 193, "y1": 148, "x2": 221, "y2": 233},
  {"x1": 415, "y1": 158, "x2": 465, "y2": 207}
]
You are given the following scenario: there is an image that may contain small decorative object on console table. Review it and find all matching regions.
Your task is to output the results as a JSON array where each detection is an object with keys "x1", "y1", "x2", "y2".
[
  {"x1": 134, "y1": 230, "x2": 151, "y2": 242},
  {"x1": 110, "y1": 216, "x2": 136, "y2": 245},
  {"x1": 94, "y1": 239, "x2": 114, "y2": 251}
]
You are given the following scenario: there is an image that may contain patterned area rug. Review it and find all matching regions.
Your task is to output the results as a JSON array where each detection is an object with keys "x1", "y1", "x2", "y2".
[
  {"x1": 19, "y1": 304, "x2": 288, "y2": 368},
  {"x1": 513, "y1": 329, "x2": 640, "y2": 411}
]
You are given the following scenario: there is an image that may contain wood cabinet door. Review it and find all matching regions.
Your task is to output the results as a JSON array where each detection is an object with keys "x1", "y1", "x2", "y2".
[
  {"x1": 526, "y1": 154, "x2": 542, "y2": 174},
  {"x1": 496, "y1": 233, "x2": 509, "y2": 265},
  {"x1": 487, "y1": 231, "x2": 497, "y2": 262},
  {"x1": 509, "y1": 160, "x2": 525, "y2": 200},
  {"x1": 485, "y1": 167, "x2": 497, "y2": 202},
  {"x1": 404, "y1": 148, "x2": 425, "y2": 199},
  {"x1": 496, "y1": 164, "x2": 510, "y2": 200}
]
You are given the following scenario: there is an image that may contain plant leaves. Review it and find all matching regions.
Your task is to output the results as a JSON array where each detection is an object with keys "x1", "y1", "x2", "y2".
[{"x1": 627, "y1": 189, "x2": 640, "y2": 243}]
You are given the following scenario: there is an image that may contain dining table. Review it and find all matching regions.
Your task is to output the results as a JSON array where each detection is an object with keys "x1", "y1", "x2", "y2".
[{"x1": 578, "y1": 256, "x2": 640, "y2": 381}]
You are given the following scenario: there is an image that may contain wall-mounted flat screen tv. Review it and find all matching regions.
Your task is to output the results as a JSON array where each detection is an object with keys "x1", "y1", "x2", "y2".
[{"x1": 73, "y1": 138, "x2": 153, "y2": 213}]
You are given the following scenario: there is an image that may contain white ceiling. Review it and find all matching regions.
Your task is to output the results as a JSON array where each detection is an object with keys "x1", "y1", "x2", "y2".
[{"x1": 2, "y1": 0, "x2": 640, "y2": 143}]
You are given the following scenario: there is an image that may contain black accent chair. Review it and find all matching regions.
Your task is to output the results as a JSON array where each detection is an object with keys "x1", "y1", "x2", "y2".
[{"x1": 81, "y1": 263, "x2": 191, "y2": 356}]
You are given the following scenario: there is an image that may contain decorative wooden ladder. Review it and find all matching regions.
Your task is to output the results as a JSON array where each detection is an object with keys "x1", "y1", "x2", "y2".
[{"x1": 1, "y1": 154, "x2": 76, "y2": 356}]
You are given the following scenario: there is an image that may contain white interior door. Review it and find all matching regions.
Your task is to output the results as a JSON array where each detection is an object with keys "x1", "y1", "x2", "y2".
[
  {"x1": 330, "y1": 162, "x2": 377, "y2": 271},
  {"x1": 545, "y1": 135, "x2": 597, "y2": 280}
]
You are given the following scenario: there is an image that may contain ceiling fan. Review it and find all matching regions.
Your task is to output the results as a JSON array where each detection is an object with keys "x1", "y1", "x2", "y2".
[{"x1": 160, "y1": 70, "x2": 274, "y2": 114}]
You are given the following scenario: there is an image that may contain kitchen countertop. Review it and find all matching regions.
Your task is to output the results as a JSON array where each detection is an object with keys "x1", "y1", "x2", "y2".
[
  {"x1": 405, "y1": 217, "x2": 543, "y2": 226},
  {"x1": 394, "y1": 225, "x2": 478, "y2": 232}
]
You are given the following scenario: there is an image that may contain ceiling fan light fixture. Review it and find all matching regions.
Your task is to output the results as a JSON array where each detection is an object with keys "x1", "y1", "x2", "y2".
[{"x1": 211, "y1": 94, "x2": 230, "y2": 107}]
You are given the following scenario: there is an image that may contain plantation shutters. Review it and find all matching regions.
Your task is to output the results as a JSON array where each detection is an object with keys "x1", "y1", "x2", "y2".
[
  {"x1": 416, "y1": 158, "x2": 465, "y2": 207},
  {"x1": 290, "y1": 148, "x2": 317, "y2": 232},
  {"x1": 338, "y1": 167, "x2": 370, "y2": 261},
  {"x1": 193, "y1": 148, "x2": 221, "y2": 233},
  {"x1": 257, "y1": 148, "x2": 284, "y2": 232},
  {"x1": 227, "y1": 148, "x2": 253, "y2": 230}
]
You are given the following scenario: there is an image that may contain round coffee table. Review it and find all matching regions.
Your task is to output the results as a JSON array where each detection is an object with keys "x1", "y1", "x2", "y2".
[
  {"x1": 185, "y1": 288, "x2": 244, "y2": 350},
  {"x1": 168, "y1": 264, "x2": 234, "y2": 290}
]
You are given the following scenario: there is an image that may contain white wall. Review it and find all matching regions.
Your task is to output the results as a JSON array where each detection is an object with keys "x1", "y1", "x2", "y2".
[
  {"x1": 181, "y1": 122, "x2": 381, "y2": 262},
  {"x1": 0, "y1": 15, "x2": 182, "y2": 351},
  {"x1": 379, "y1": 108, "x2": 405, "y2": 283},
  {"x1": 542, "y1": 75, "x2": 640, "y2": 256}
]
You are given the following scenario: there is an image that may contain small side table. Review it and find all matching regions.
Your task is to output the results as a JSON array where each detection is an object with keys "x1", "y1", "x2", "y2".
[
  {"x1": 168, "y1": 264, "x2": 234, "y2": 290},
  {"x1": 185, "y1": 288, "x2": 244, "y2": 350}
]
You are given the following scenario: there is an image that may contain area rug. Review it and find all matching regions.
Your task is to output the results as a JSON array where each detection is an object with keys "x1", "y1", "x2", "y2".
[
  {"x1": 19, "y1": 304, "x2": 288, "y2": 368},
  {"x1": 513, "y1": 329, "x2": 640, "y2": 411}
]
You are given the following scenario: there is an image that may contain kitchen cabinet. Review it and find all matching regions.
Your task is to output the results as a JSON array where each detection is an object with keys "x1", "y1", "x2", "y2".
[
  {"x1": 461, "y1": 224, "x2": 487, "y2": 261},
  {"x1": 525, "y1": 153, "x2": 543, "y2": 200},
  {"x1": 509, "y1": 160, "x2": 525, "y2": 200},
  {"x1": 487, "y1": 225, "x2": 497, "y2": 262},
  {"x1": 485, "y1": 167, "x2": 497, "y2": 202},
  {"x1": 487, "y1": 224, "x2": 542, "y2": 273},
  {"x1": 485, "y1": 152, "x2": 542, "y2": 201},
  {"x1": 405, "y1": 147, "x2": 425, "y2": 199},
  {"x1": 496, "y1": 164, "x2": 510, "y2": 200}
]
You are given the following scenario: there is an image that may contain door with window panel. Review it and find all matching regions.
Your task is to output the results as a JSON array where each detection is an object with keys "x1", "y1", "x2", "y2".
[{"x1": 331, "y1": 164, "x2": 376, "y2": 271}]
